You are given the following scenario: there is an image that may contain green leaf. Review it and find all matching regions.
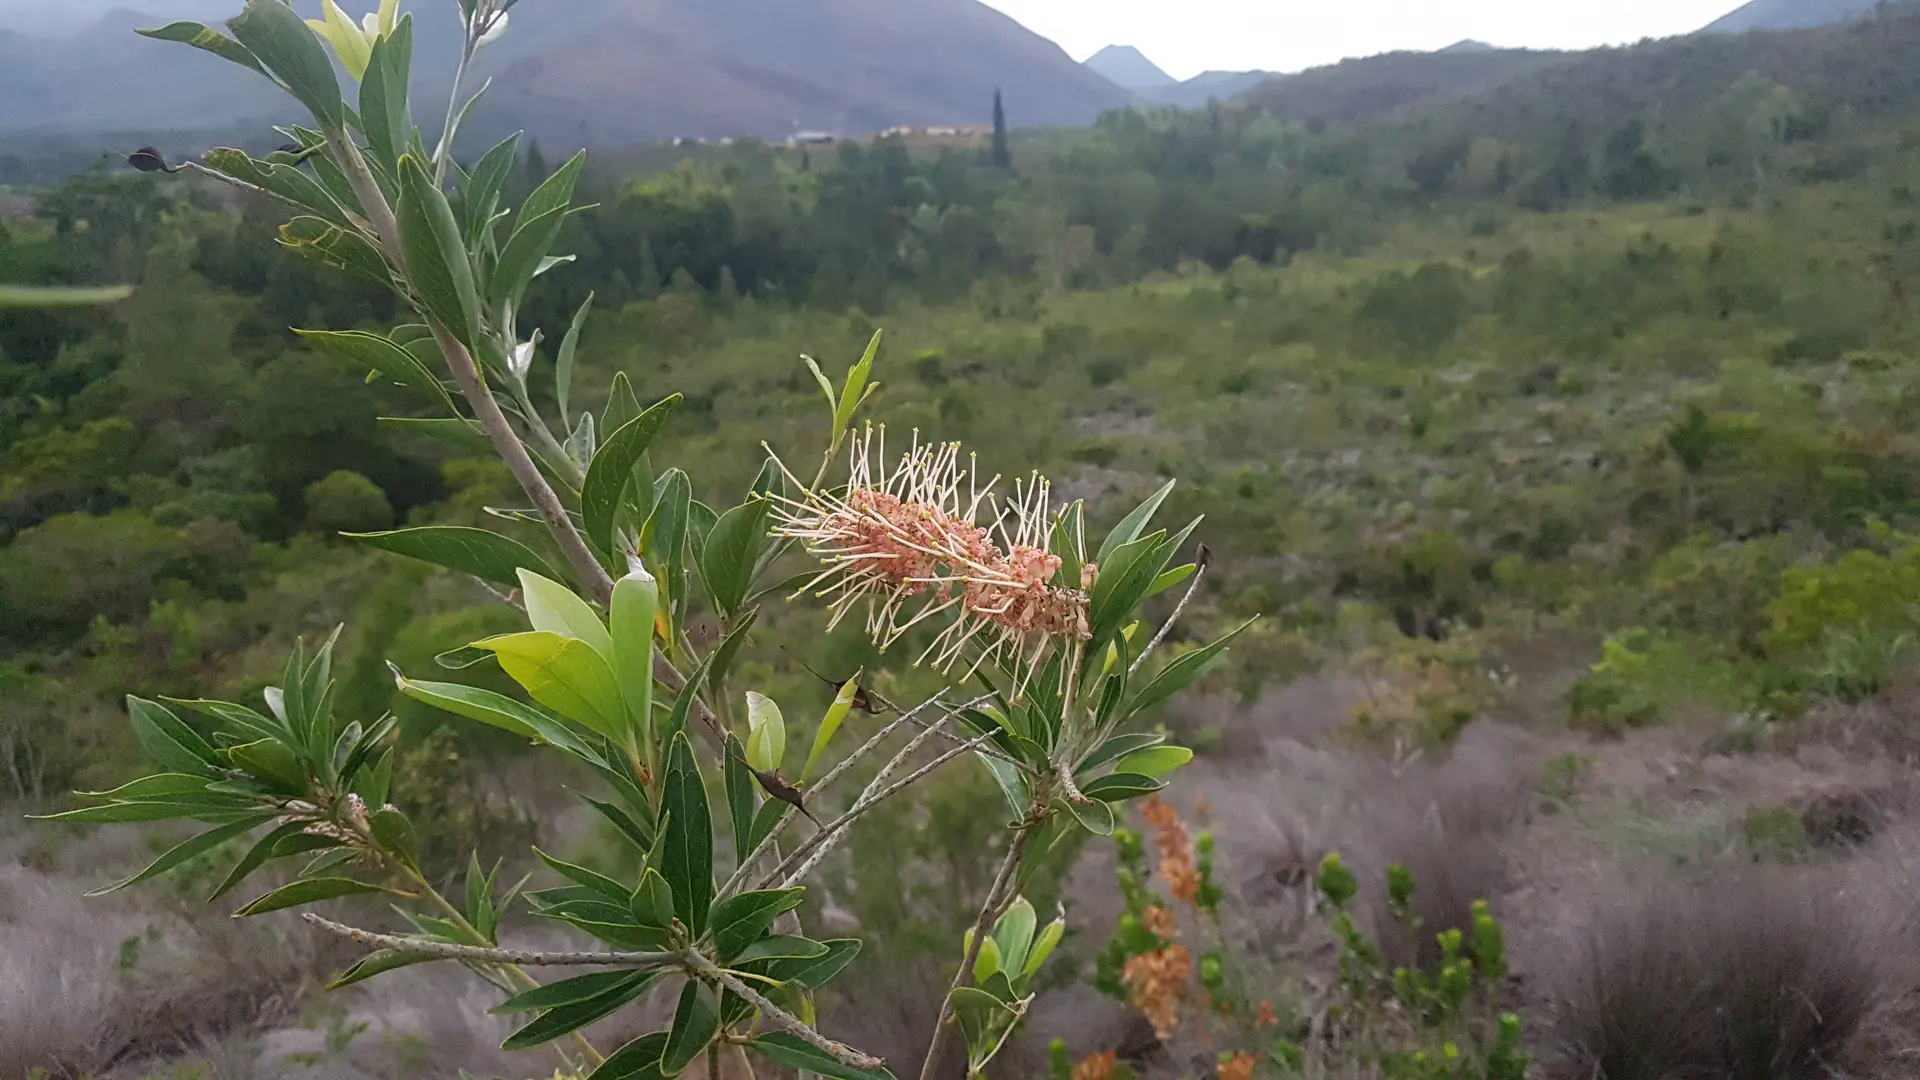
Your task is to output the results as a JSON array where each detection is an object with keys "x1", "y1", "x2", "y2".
[
  {"x1": 396, "y1": 153, "x2": 481, "y2": 345},
  {"x1": 357, "y1": 14, "x2": 412, "y2": 170},
  {"x1": 502, "y1": 970, "x2": 660, "y2": 1050},
  {"x1": 518, "y1": 568, "x2": 614, "y2": 660},
  {"x1": 519, "y1": 150, "x2": 589, "y2": 229},
  {"x1": 1112, "y1": 745, "x2": 1193, "y2": 778},
  {"x1": 347, "y1": 526, "x2": 560, "y2": 587},
  {"x1": 488, "y1": 204, "x2": 572, "y2": 312},
  {"x1": 724, "y1": 733, "x2": 757, "y2": 869},
  {"x1": 32, "y1": 801, "x2": 250, "y2": 825},
  {"x1": 661, "y1": 732, "x2": 714, "y2": 934},
  {"x1": 227, "y1": 0, "x2": 343, "y2": 130},
  {"x1": 222, "y1": 738, "x2": 310, "y2": 794},
  {"x1": 1149, "y1": 562, "x2": 1197, "y2": 597},
  {"x1": 203, "y1": 149, "x2": 350, "y2": 226},
  {"x1": 710, "y1": 888, "x2": 806, "y2": 960},
  {"x1": 750, "y1": 1032, "x2": 896, "y2": 1080},
  {"x1": 705, "y1": 607, "x2": 760, "y2": 697},
  {"x1": 611, "y1": 565, "x2": 660, "y2": 748},
  {"x1": 976, "y1": 751, "x2": 1029, "y2": 823},
  {"x1": 802, "y1": 355, "x2": 837, "y2": 418},
  {"x1": 587, "y1": 1033, "x2": 671, "y2": 1080},
  {"x1": 663, "y1": 650, "x2": 714, "y2": 744},
  {"x1": 583, "y1": 395, "x2": 681, "y2": 555},
  {"x1": 1096, "y1": 478, "x2": 1176, "y2": 569},
  {"x1": 743, "y1": 692, "x2": 786, "y2": 774},
  {"x1": 990, "y1": 896, "x2": 1037, "y2": 978},
  {"x1": 137, "y1": 21, "x2": 265, "y2": 75},
  {"x1": 493, "y1": 970, "x2": 655, "y2": 1014},
  {"x1": 1025, "y1": 917, "x2": 1065, "y2": 979},
  {"x1": 298, "y1": 328, "x2": 456, "y2": 414},
  {"x1": 1088, "y1": 531, "x2": 1168, "y2": 651},
  {"x1": 86, "y1": 813, "x2": 276, "y2": 896},
  {"x1": 800, "y1": 679, "x2": 859, "y2": 784},
  {"x1": 535, "y1": 847, "x2": 629, "y2": 902},
  {"x1": 735, "y1": 934, "x2": 829, "y2": 964},
  {"x1": 661, "y1": 980, "x2": 720, "y2": 1077},
  {"x1": 700, "y1": 497, "x2": 772, "y2": 617},
  {"x1": 326, "y1": 948, "x2": 437, "y2": 990},
  {"x1": 1124, "y1": 617, "x2": 1257, "y2": 718},
  {"x1": 278, "y1": 215, "x2": 392, "y2": 287},
  {"x1": 369, "y1": 806, "x2": 418, "y2": 866},
  {"x1": 775, "y1": 937, "x2": 862, "y2": 988},
  {"x1": 127, "y1": 697, "x2": 220, "y2": 776},
  {"x1": 834, "y1": 330, "x2": 883, "y2": 442},
  {"x1": 748, "y1": 798, "x2": 787, "y2": 855},
  {"x1": 473, "y1": 631, "x2": 626, "y2": 738},
  {"x1": 1065, "y1": 797, "x2": 1115, "y2": 836},
  {"x1": 555, "y1": 293, "x2": 594, "y2": 425},
  {"x1": 973, "y1": 934, "x2": 1003, "y2": 983},
  {"x1": 209, "y1": 820, "x2": 309, "y2": 901},
  {"x1": 235, "y1": 876, "x2": 385, "y2": 916},
  {"x1": 1080, "y1": 772, "x2": 1166, "y2": 802},
  {"x1": 630, "y1": 867, "x2": 675, "y2": 928},
  {"x1": 391, "y1": 669, "x2": 594, "y2": 757},
  {"x1": 463, "y1": 132, "x2": 523, "y2": 244},
  {"x1": 1077, "y1": 733, "x2": 1163, "y2": 775},
  {"x1": 603, "y1": 372, "x2": 644, "y2": 438}
]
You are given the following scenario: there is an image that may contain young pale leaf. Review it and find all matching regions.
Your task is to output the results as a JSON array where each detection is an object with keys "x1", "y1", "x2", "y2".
[
  {"x1": 611, "y1": 564, "x2": 659, "y2": 750},
  {"x1": 661, "y1": 980, "x2": 720, "y2": 1077},
  {"x1": 1149, "y1": 562, "x2": 1197, "y2": 597},
  {"x1": 517, "y1": 568, "x2": 615, "y2": 660},
  {"x1": 1076, "y1": 733, "x2": 1162, "y2": 775},
  {"x1": 700, "y1": 497, "x2": 772, "y2": 616},
  {"x1": 583, "y1": 396, "x2": 681, "y2": 555},
  {"x1": 235, "y1": 876, "x2": 386, "y2": 916},
  {"x1": 501, "y1": 970, "x2": 659, "y2": 1051},
  {"x1": 86, "y1": 813, "x2": 277, "y2": 896},
  {"x1": 1124, "y1": 617, "x2": 1258, "y2": 719},
  {"x1": 801, "y1": 355, "x2": 837, "y2": 418},
  {"x1": 799, "y1": 679, "x2": 858, "y2": 784},
  {"x1": 710, "y1": 887, "x2": 806, "y2": 960},
  {"x1": 396, "y1": 153, "x2": 481, "y2": 345},
  {"x1": 990, "y1": 896, "x2": 1037, "y2": 978},
  {"x1": 661, "y1": 732, "x2": 714, "y2": 934},
  {"x1": 1096, "y1": 478, "x2": 1176, "y2": 569},
  {"x1": 346, "y1": 525, "x2": 559, "y2": 587},
  {"x1": 630, "y1": 867, "x2": 675, "y2": 928},
  {"x1": 136, "y1": 21, "x2": 266, "y2": 75},
  {"x1": 473, "y1": 631, "x2": 627, "y2": 739},
  {"x1": 750, "y1": 1032, "x2": 896, "y2": 1080},
  {"x1": 227, "y1": 0, "x2": 344, "y2": 130},
  {"x1": 1024, "y1": 917, "x2": 1065, "y2": 980},
  {"x1": 587, "y1": 1032, "x2": 671, "y2": 1080},
  {"x1": 972, "y1": 934, "x2": 1002, "y2": 984},
  {"x1": 743, "y1": 692, "x2": 786, "y2": 774}
]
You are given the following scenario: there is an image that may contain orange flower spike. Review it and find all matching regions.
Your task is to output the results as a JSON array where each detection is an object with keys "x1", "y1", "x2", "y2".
[
  {"x1": 1217, "y1": 1051, "x2": 1257, "y2": 1080},
  {"x1": 1071, "y1": 1052, "x2": 1118, "y2": 1080}
]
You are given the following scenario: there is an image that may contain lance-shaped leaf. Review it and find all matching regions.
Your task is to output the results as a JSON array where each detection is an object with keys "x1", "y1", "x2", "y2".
[
  {"x1": 1096, "y1": 478, "x2": 1176, "y2": 568},
  {"x1": 700, "y1": 497, "x2": 771, "y2": 617},
  {"x1": 1124, "y1": 616, "x2": 1258, "y2": 719},
  {"x1": 396, "y1": 153, "x2": 481, "y2": 345},
  {"x1": 661, "y1": 980, "x2": 720, "y2": 1077},
  {"x1": 137, "y1": 21, "x2": 266, "y2": 74},
  {"x1": 235, "y1": 876, "x2": 387, "y2": 916},
  {"x1": 391, "y1": 668, "x2": 595, "y2": 757},
  {"x1": 660, "y1": 732, "x2": 713, "y2": 934},
  {"x1": 297, "y1": 328, "x2": 456, "y2": 414},
  {"x1": 750, "y1": 1032, "x2": 896, "y2": 1080},
  {"x1": 709, "y1": 887, "x2": 806, "y2": 960},
  {"x1": 347, "y1": 525, "x2": 559, "y2": 587},
  {"x1": 518, "y1": 568, "x2": 615, "y2": 660},
  {"x1": 587, "y1": 1032, "x2": 670, "y2": 1080},
  {"x1": 583, "y1": 396, "x2": 682, "y2": 555},
  {"x1": 502, "y1": 970, "x2": 661, "y2": 1050},
  {"x1": 127, "y1": 697, "x2": 220, "y2": 776},
  {"x1": 1079, "y1": 772, "x2": 1165, "y2": 803},
  {"x1": 227, "y1": 0, "x2": 343, "y2": 130},
  {"x1": 87, "y1": 813, "x2": 277, "y2": 896}
]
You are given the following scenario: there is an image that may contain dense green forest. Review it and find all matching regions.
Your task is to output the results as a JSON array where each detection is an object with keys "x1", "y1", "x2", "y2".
[{"x1": 5, "y1": 12, "x2": 1920, "y2": 1070}]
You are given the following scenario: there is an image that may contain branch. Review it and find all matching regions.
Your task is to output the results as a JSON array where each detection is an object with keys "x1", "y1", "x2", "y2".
[
  {"x1": 918, "y1": 827, "x2": 1033, "y2": 1080},
  {"x1": 434, "y1": 324, "x2": 617, "y2": 604},
  {"x1": 680, "y1": 948, "x2": 886, "y2": 1072},
  {"x1": 303, "y1": 914, "x2": 676, "y2": 967},
  {"x1": 777, "y1": 727, "x2": 1002, "y2": 889},
  {"x1": 1128, "y1": 553, "x2": 1210, "y2": 678}
]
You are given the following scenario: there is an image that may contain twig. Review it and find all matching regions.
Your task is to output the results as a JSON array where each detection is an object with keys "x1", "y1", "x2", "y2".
[
  {"x1": 435, "y1": 324, "x2": 616, "y2": 604},
  {"x1": 303, "y1": 914, "x2": 676, "y2": 967},
  {"x1": 918, "y1": 826, "x2": 1033, "y2": 1080},
  {"x1": 716, "y1": 693, "x2": 964, "y2": 901},
  {"x1": 1128, "y1": 555, "x2": 1209, "y2": 677},
  {"x1": 680, "y1": 948, "x2": 886, "y2": 1071},
  {"x1": 777, "y1": 728, "x2": 1002, "y2": 889}
]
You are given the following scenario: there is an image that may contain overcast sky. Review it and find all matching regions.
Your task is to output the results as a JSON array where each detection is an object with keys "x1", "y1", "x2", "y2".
[{"x1": 978, "y1": 0, "x2": 1748, "y2": 80}]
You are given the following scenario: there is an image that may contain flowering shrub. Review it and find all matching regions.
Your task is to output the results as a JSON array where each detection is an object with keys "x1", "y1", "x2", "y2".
[{"x1": 34, "y1": 4, "x2": 1253, "y2": 1079}]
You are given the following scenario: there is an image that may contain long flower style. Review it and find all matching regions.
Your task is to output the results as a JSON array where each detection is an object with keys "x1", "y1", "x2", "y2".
[{"x1": 772, "y1": 426, "x2": 1091, "y2": 689}]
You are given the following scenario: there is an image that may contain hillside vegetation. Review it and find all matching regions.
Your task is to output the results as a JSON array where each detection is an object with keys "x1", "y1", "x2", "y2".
[{"x1": 6, "y1": 6, "x2": 1920, "y2": 1079}]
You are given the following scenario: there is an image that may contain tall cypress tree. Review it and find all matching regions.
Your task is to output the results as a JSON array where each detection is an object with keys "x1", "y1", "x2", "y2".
[{"x1": 991, "y1": 88, "x2": 1011, "y2": 169}]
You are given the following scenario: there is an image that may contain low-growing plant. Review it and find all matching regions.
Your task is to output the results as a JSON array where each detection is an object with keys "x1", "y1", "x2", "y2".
[{"x1": 32, "y1": 5, "x2": 1255, "y2": 1079}]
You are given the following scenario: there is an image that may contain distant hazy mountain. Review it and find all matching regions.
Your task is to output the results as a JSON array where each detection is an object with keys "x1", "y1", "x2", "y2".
[
  {"x1": 1084, "y1": 45, "x2": 1177, "y2": 91},
  {"x1": 1438, "y1": 40, "x2": 1499, "y2": 53},
  {"x1": 0, "y1": 0, "x2": 1131, "y2": 148},
  {"x1": 1702, "y1": 0, "x2": 1887, "y2": 31},
  {"x1": 1240, "y1": 47, "x2": 1564, "y2": 125}
]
